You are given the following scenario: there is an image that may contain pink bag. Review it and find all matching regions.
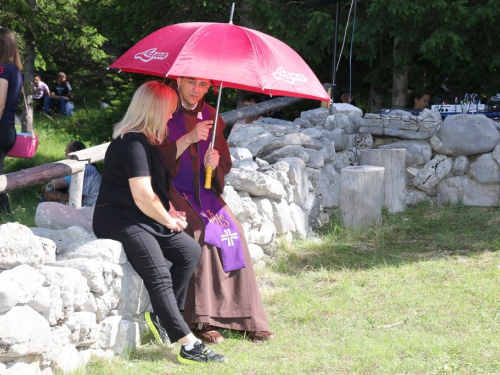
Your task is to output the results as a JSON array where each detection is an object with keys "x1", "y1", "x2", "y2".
[
  {"x1": 7, "y1": 87, "x2": 38, "y2": 159},
  {"x1": 7, "y1": 132, "x2": 38, "y2": 158}
]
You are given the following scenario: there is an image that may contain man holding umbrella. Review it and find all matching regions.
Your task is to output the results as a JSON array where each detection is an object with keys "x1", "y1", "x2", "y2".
[{"x1": 164, "y1": 76, "x2": 275, "y2": 343}]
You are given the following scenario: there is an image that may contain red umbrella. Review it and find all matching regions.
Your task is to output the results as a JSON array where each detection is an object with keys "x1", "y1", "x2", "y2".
[
  {"x1": 110, "y1": 21, "x2": 330, "y2": 188},
  {"x1": 110, "y1": 22, "x2": 330, "y2": 103}
]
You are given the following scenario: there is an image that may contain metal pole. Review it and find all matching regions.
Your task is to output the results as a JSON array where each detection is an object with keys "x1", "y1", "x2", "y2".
[{"x1": 331, "y1": 0, "x2": 340, "y2": 102}]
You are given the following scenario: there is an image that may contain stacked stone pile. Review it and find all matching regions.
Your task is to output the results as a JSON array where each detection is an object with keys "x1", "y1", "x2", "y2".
[{"x1": 0, "y1": 204, "x2": 150, "y2": 375}]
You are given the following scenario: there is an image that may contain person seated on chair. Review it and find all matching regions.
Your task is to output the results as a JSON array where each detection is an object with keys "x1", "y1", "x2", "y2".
[
  {"x1": 43, "y1": 141, "x2": 101, "y2": 207},
  {"x1": 32, "y1": 74, "x2": 50, "y2": 112},
  {"x1": 44, "y1": 72, "x2": 73, "y2": 115},
  {"x1": 412, "y1": 91, "x2": 431, "y2": 110}
]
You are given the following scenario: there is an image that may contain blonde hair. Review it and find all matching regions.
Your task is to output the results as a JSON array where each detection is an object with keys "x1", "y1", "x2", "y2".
[
  {"x1": 113, "y1": 81, "x2": 178, "y2": 145},
  {"x1": 0, "y1": 28, "x2": 22, "y2": 71}
]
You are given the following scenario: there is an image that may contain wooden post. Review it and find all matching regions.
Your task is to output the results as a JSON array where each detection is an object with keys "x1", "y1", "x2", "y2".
[
  {"x1": 69, "y1": 171, "x2": 84, "y2": 208},
  {"x1": 360, "y1": 149, "x2": 406, "y2": 213},
  {"x1": 339, "y1": 166, "x2": 385, "y2": 229}
]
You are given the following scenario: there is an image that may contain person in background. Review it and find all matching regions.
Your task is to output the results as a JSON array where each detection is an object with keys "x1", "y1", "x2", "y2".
[
  {"x1": 228, "y1": 93, "x2": 264, "y2": 137},
  {"x1": 0, "y1": 28, "x2": 23, "y2": 214},
  {"x1": 93, "y1": 81, "x2": 226, "y2": 364},
  {"x1": 43, "y1": 141, "x2": 101, "y2": 207},
  {"x1": 412, "y1": 91, "x2": 431, "y2": 110},
  {"x1": 166, "y1": 77, "x2": 275, "y2": 344},
  {"x1": 32, "y1": 74, "x2": 50, "y2": 111},
  {"x1": 44, "y1": 72, "x2": 73, "y2": 115}
]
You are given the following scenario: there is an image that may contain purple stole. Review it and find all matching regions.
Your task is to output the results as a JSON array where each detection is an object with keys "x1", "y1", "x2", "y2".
[{"x1": 168, "y1": 106, "x2": 246, "y2": 272}]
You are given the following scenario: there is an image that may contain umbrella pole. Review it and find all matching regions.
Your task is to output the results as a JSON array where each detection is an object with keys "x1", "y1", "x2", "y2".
[{"x1": 204, "y1": 82, "x2": 224, "y2": 189}]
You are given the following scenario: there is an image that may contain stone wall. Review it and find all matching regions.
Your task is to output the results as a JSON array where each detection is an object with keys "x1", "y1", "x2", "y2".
[{"x1": 2, "y1": 103, "x2": 499, "y2": 373}]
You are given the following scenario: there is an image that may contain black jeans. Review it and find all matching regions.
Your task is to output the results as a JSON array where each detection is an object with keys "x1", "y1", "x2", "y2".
[
  {"x1": 0, "y1": 122, "x2": 16, "y2": 213},
  {"x1": 93, "y1": 206, "x2": 201, "y2": 342}
]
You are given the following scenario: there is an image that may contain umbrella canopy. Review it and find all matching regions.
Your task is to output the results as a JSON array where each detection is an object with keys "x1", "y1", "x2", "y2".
[{"x1": 110, "y1": 22, "x2": 330, "y2": 102}]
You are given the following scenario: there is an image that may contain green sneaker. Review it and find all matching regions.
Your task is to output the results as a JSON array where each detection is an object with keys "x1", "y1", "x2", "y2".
[
  {"x1": 144, "y1": 311, "x2": 169, "y2": 345},
  {"x1": 177, "y1": 342, "x2": 227, "y2": 365}
]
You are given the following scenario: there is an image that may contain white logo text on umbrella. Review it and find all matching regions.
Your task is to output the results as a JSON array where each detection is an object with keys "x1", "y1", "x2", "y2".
[
  {"x1": 273, "y1": 67, "x2": 307, "y2": 85},
  {"x1": 134, "y1": 48, "x2": 169, "y2": 62},
  {"x1": 221, "y1": 229, "x2": 238, "y2": 246}
]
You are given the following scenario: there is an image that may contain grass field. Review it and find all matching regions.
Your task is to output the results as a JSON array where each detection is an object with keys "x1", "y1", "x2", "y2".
[{"x1": 74, "y1": 203, "x2": 500, "y2": 375}]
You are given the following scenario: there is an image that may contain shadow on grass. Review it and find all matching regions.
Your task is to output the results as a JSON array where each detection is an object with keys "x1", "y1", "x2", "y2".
[{"x1": 271, "y1": 202, "x2": 500, "y2": 275}]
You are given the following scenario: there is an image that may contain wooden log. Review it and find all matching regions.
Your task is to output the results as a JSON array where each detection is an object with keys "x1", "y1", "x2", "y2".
[
  {"x1": 360, "y1": 149, "x2": 406, "y2": 213},
  {"x1": 0, "y1": 159, "x2": 86, "y2": 194},
  {"x1": 221, "y1": 82, "x2": 331, "y2": 124},
  {"x1": 339, "y1": 166, "x2": 385, "y2": 229},
  {"x1": 67, "y1": 142, "x2": 109, "y2": 164}
]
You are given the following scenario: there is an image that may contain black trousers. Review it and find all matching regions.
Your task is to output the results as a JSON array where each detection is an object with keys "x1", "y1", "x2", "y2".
[
  {"x1": 93, "y1": 206, "x2": 201, "y2": 342},
  {"x1": 0, "y1": 122, "x2": 16, "y2": 213}
]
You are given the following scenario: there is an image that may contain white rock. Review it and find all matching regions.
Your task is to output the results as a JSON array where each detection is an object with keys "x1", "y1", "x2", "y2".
[
  {"x1": 437, "y1": 176, "x2": 500, "y2": 206},
  {"x1": 27, "y1": 286, "x2": 52, "y2": 313},
  {"x1": 248, "y1": 221, "x2": 276, "y2": 245},
  {"x1": 248, "y1": 244, "x2": 264, "y2": 263},
  {"x1": 30, "y1": 226, "x2": 95, "y2": 255},
  {"x1": 469, "y1": 153, "x2": 500, "y2": 183},
  {"x1": 229, "y1": 147, "x2": 253, "y2": 161},
  {"x1": 452, "y1": 155, "x2": 469, "y2": 176},
  {"x1": 271, "y1": 199, "x2": 296, "y2": 234},
  {"x1": 111, "y1": 320, "x2": 139, "y2": 357},
  {"x1": 0, "y1": 264, "x2": 45, "y2": 304},
  {"x1": 5, "y1": 362, "x2": 41, "y2": 375},
  {"x1": 0, "y1": 223, "x2": 45, "y2": 270},
  {"x1": 65, "y1": 312, "x2": 99, "y2": 347},
  {"x1": 57, "y1": 239, "x2": 127, "y2": 264},
  {"x1": 35, "y1": 202, "x2": 93, "y2": 232},
  {"x1": 227, "y1": 126, "x2": 276, "y2": 156},
  {"x1": 278, "y1": 157, "x2": 309, "y2": 208},
  {"x1": 0, "y1": 306, "x2": 51, "y2": 358},
  {"x1": 52, "y1": 344, "x2": 81, "y2": 374},
  {"x1": 232, "y1": 159, "x2": 259, "y2": 171},
  {"x1": 225, "y1": 169, "x2": 286, "y2": 200},
  {"x1": 0, "y1": 279, "x2": 19, "y2": 313},
  {"x1": 289, "y1": 203, "x2": 308, "y2": 239},
  {"x1": 49, "y1": 258, "x2": 123, "y2": 294},
  {"x1": 39, "y1": 266, "x2": 90, "y2": 313},
  {"x1": 413, "y1": 155, "x2": 453, "y2": 195},
  {"x1": 114, "y1": 263, "x2": 149, "y2": 315},
  {"x1": 40, "y1": 285, "x2": 64, "y2": 326},
  {"x1": 99, "y1": 315, "x2": 123, "y2": 348}
]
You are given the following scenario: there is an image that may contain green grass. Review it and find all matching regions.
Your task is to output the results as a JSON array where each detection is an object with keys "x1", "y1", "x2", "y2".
[{"x1": 70, "y1": 203, "x2": 500, "y2": 375}]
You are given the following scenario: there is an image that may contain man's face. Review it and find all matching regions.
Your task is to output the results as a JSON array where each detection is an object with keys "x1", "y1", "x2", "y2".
[
  {"x1": 33, "y1": 76, "x2": 40, "y2": 86},
  {"x1": 177, "y1": 77, "x2": 210, "y2": 108},
  {"x1": 57, "y1": 74, "x2": 67, "y2": 85}
]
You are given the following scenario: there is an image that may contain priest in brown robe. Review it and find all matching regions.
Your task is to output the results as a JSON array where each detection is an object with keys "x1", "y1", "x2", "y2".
[{"x1": 165, "y1": 77, "x2": 275, "y2": 343}]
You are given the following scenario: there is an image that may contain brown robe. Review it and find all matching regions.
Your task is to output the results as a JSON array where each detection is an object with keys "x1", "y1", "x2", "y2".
[{"x1": 165, "y1": 90, "x2": 270, "y2": 332}]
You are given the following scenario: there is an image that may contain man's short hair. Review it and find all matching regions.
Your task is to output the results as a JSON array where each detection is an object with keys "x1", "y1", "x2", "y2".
[
  {"x1": 34, "y1": 73, "x2": 41, "y2": 79},
  {"x1": 68, "y1": 141, "x2": 86, "y2": 153},
  {"x1": 57, "y1": 72, "x2": 66, "y2": 78},
  {"x1": 244, "y1": 93, "x2": 262, "y2": 104}
]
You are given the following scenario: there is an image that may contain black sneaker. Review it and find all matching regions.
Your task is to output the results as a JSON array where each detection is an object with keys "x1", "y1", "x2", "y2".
[
  {"x1": 177, "y1": 342, "x2": 227, "y2": 365},
  {"x1": 144, "y1": 311, "x2": 169, "y2": 345}
]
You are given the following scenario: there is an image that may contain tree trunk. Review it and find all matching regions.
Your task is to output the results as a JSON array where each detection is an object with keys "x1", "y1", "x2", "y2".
[
  {"x1": 22, "y1": 0, "x2": 37, "y2": 133},
  {"x1": 368, "y1": 85, "x2": 384, "y2": 113},
  {"x1": 391, "y1": 38, "x2": 409, "y2": 109},
  {"x1": 360, "y1": 149, "x2": 407, "y2": 213},
  {"x1": 339, "y1": 166, "x2": 385, "y2": 229}
]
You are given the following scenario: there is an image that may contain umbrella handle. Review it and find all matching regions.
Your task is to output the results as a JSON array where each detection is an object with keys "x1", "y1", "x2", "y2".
[{"x1": 204, "y1": 166, "x2": 213, "y2": 189}]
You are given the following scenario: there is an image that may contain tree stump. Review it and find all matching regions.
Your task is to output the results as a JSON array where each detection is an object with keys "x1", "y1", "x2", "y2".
[
  {"x1": 339, "y1": 166, "x2": 385, "y2": 229},
  {"x1": 360, "y1": 149, "x2": 406, "y2": 213}
]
